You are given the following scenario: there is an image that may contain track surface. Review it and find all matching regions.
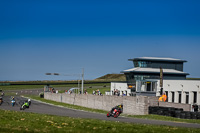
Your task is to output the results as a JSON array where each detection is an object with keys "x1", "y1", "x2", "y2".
[{"x1": 0, "y1": 96, "x2": 200, "y2": 128}]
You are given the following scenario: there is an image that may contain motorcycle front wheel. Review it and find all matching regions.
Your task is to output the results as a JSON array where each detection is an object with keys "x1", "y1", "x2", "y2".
[{"x1": 107, "y1": 112, "x2": 111, "y2": 117}]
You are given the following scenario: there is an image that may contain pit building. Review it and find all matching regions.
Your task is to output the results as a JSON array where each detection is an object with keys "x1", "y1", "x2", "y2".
[{"x1": 111, "y1": 57, "x2": 200, "y2": 106}]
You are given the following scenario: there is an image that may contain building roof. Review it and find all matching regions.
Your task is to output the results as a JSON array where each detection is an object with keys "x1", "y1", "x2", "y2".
[
  {"x1": 128, "y1": 57, "x2": 187, "y2": 62},
  {"x1": 121, "y1": 67, "x2": 189, "y2": 75}
]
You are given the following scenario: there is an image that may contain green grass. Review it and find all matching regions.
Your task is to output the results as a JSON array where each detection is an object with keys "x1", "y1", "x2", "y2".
[
  {"x1": 0, "y1": 85, "x2": 45, "y2": 90},
  {"x1": 0, "y1": 83, "x2": 110, "y2": 91},
  {"x1": 0, "y1": 109, "x2": 200, "y2": 133},
  {"x1": 0, "y1": 80, "x2": 112, "y2": 85},
  {"x1": 127, "y1": 114, "x2": 200, "y2": 124}
]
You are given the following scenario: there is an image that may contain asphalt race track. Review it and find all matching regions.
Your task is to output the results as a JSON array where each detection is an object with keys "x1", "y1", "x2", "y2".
[{"x1": 0, "y1": 96, "x2": 200, "y2": 128}]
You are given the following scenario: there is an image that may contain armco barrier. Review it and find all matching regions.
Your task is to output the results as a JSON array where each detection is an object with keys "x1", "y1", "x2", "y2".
[{"x1": 44, "y1": 92, "x2": 149, "y2": 115}]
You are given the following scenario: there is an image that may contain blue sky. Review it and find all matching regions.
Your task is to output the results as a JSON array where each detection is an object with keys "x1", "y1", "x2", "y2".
[{"x1": 0, "y1": 0, "x2": 200, "y2": 81}]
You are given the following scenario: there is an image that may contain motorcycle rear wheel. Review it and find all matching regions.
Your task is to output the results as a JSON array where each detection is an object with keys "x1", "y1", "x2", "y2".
[{"x1": 114, "y1": 112, "x2": 119, "y2": 118}]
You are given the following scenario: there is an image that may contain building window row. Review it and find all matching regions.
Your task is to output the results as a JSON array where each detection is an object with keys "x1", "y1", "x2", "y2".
[
  {"x1": 134, "y1": 61, "x2": 151, "y2": 68},
  {"x1": 165, "y1": 91, "x2": 198, "y2": 104}
]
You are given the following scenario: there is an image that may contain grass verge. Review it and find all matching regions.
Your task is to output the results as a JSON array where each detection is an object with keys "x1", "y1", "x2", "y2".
[
  {"x1": 0, "y1": 109, "x2": 200, "y2": 133},
  {"x1": 127, "y1": 114, "x2": 200, "y2": 124}
]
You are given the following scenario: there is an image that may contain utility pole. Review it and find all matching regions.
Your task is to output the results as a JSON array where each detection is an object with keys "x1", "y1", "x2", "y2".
[{"x1": 81, "y1": 68, "x2": 84, "y2": 94}]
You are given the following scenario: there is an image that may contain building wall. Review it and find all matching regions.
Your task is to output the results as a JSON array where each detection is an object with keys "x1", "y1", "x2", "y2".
[
  {"x1": 110, "y1": 80, "x2": 200, "y2": 106},
  {"x1": 110, "y1": 82, "x2": 130, "y2": 96},
  {"x1": 157, "y1": 80, "x2": 200, "y2": 105}
]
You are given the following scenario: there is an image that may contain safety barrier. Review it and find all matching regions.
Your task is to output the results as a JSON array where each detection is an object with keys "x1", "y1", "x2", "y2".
[{"x1": 149, "y1": 106, "x2": 200, "y2": 119}]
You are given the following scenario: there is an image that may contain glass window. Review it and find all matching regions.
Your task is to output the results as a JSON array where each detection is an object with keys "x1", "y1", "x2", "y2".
[
  {"x1": 193, "y1": 92, "x2": 197, "y2": 103},
  {"x1": 134, "y1": 75, "x2": 150, "y2": 80},
  {"x1": 178, "y1": 91, "x2": 182, "y2": 103},
  {"x1": 134, "y1": 61, "x2": 139, "y2": 67},
  {"x1": 185, "y1": 92, "x2": 189, "y2": 104},
  {"x1": 134, "y1": 61, "x2": 148, "y2": 68},
  {"x1": 152, "y1": 82, "x2": 157, "y2": 92},
  {"x1": 172, "y1": 92, "x2": 175, "y2": 103}
]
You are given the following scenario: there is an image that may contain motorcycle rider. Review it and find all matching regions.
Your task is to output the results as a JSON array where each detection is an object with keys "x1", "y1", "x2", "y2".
[
  {"x1": 11, "y1": 96, "x2": 16, "y2": 106},
  {"x1": 0, "y1": 97, "x2": 3, "y2": 105},
  {"x1": 28, "y1": 99, "x2": 31, "y2": 105},
  {"x1": 20, "y1": 100, "x2": 30, "y2": 110},
  {"x1": 11, "y1": 96, "x2": 15, "y2": 101},
  {"x1": 111, "y1": 104, "x2": 123, "y2": 114}
]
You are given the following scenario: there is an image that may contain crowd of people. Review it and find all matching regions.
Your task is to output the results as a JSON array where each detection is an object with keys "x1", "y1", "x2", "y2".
[
  {"x1": 113, "y1": 89, "x2": 127, "y2": 96},
  {"x1": 92, "y1": 89, "x2": 102, "y2": 95}
]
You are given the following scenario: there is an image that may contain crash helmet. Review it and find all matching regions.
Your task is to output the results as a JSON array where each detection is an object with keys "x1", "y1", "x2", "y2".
[{"x1": 28, "y1": 99, "x2": 31, "y2": 102}]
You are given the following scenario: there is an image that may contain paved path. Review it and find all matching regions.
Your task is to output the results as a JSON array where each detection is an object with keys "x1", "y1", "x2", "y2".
[{"x1": 0, "y1": 96, "x2": 200, "y2": 128}]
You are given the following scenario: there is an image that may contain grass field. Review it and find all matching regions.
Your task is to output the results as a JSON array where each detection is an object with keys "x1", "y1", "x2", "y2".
[
  {"x1": 0, "y1": 83, "x2": 111, "y2": 95},
  {"x1": 0, "y1": 109, "x2": 200, "y2": 133},
  {"x1": 1, "y1": 82, "x2": 110, "y2": 90}
]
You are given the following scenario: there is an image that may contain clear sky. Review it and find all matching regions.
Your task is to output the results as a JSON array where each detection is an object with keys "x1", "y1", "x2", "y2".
[{"x1": 0, "y1": 0, "x2": 200, "y2": 81}]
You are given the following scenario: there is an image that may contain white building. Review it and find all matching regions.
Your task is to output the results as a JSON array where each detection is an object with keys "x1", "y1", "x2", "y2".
[
  {"x1": 111, "y1": 80, "x2": 200, "y2": 105},
  {"x1": 110, "y1": 57, "x2": 200, "y2": 106}
]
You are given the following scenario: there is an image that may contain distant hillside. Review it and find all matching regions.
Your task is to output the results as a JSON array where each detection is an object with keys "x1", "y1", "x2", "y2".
[
  {"x1": 95, "y1": 74, "x2": 126, "y2": 81},
  {"x1": 186, "y1": 78, "x2": 200, "y2": 80}
]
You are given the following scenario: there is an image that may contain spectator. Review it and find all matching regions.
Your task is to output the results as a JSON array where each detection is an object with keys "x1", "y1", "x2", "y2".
[
  {"x1": 84, "y1": 89, "x2": 88, "y2": 94},
  {"x1": 114, "y1": 89, "x2": 116, "y2": 95},
  {"x1": 92, "y1": 90, "x2": 95, "y2": 95},
  {"x1": 193, "y1": 104, "x2": 198, "y2": 112}
]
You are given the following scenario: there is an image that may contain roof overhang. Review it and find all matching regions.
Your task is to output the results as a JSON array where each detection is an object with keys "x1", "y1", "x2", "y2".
[
  {"x1": 128, "y1": 57, "x2": 187, "y2": 63},
  {"x1": 121, "y1": 67, "x2": 189, "y2": 75}
]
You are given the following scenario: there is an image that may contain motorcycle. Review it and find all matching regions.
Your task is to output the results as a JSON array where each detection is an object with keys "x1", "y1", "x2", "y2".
[
  {"x1": 0, "y1": 97, "x2": 3, "y2": 105},
  {"x1": 20, "y1": 101, "x2": 29, "y2": 110},
  {"x1": 107, "y1": 108, "x2": 122, "y2": 118},
  {"x1": 11, "y1": 99, "x2": 16, "y2": 106},
  {"x1": 28, "y1": 99, "x2": 31, "y2": 106}
]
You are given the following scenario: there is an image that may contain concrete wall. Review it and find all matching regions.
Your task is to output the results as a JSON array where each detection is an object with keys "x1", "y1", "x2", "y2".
[
  {"x1": 44, "y1": 93, "x2": 192, "y2": 115},
  {"x1": 44, "y1": 92, "x2": 149, "y2": 115}
]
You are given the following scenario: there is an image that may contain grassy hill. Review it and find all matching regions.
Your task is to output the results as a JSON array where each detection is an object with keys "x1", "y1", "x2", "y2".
[{"x1": 95, "y1": 74, "x2": 126, "y2": 81}]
